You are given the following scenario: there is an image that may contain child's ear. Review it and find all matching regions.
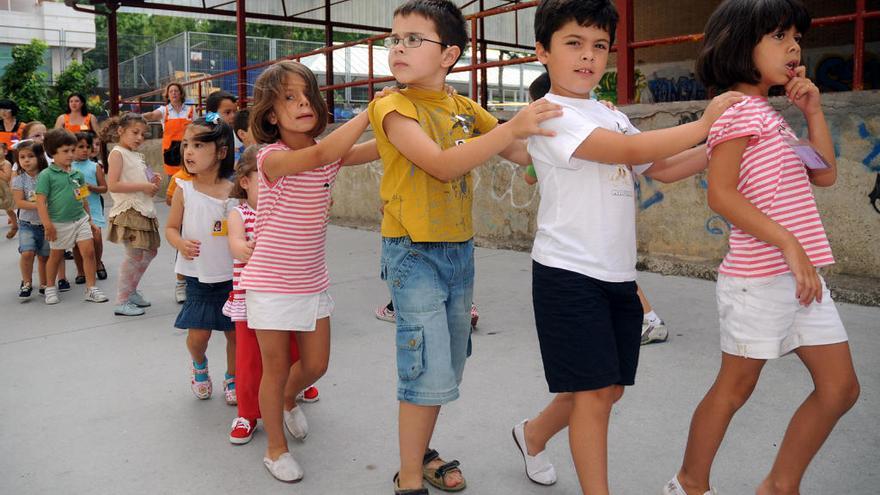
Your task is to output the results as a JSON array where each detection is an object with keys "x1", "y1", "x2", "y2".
[
  {"x1": 235, "y1": 129, "x2": 246, "y2": 141},
  {"x1": 535, "y1": 42, "x2": 550, "y2": 65},
  {"x1": 267, "y1": 110, "x2": 277, "y2": 125},
  {"x1": 441, "y1": 45, "x2": 462, "y2": 70}
]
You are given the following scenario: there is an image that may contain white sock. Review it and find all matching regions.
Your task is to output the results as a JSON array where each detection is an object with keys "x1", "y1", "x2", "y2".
[{"x1": 644, "y1": 310, "x2": 661, "y2": 324}]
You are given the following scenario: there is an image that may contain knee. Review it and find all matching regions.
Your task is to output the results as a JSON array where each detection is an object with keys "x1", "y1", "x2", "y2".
[
  {"x1": 818, "y1": 378, "x2": 860, "y2": 414},
  {"x1": 21, "y1": 251, "x2": 35, "y2": 262},
  {"x1": 302, "y1": 358, "x2": 328, "y2": 380},
  {"x1": 713, "y1": 380, "x2": 757, "y2": 413},
  {"x1": 573, "y1": 386, "x2": 618, "y2": 410}
]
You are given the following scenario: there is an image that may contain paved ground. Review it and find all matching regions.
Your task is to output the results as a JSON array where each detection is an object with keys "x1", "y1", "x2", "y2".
[{"x1": 1, "y1": 206, "x2": 878, "y2": 494}]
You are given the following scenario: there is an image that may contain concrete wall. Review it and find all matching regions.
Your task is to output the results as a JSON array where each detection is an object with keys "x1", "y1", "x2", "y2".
[{"x1": 329, "y1": 91, "x2": 880, "y2": 288}]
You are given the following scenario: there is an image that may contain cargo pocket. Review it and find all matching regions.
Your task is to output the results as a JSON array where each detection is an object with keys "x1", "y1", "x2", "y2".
[{"x1": 396, "y1": 325, "x2": 425, "y2": 381}]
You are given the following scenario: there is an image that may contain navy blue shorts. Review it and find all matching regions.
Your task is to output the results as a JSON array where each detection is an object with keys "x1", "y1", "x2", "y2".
[
  {"x1": 531, "y1": 261, "x2": 643, "y2": 393},
  {"x1": 174, "y1": 276, "x2": 234, "y2": 331}
]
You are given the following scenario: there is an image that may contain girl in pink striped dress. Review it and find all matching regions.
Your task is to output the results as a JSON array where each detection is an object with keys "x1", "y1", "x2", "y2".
[{"x1": 665, "y1": 2, "x2": 860, "y2": 495}]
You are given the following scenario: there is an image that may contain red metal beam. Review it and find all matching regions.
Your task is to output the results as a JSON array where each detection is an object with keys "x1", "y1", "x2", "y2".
[
  {"x1": 324, "y1": 0, "x2": 335, "y2": 122},
  {"x1": 615, "y1": 0, "x2": 634, "y2": 104},
  {"x1": 236, "y1": 0, "x2": 248, "y2": 107},
  {"x1": 107, "y1": 1, "x2": 120, "y2": 115},
  {"x1": 853, "y1": 0, "x2": 866, "y2": 90}
]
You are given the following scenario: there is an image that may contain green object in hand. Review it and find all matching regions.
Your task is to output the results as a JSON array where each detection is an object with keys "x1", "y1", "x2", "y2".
[{"x1": 526, "y1": 164, "x2": 537, "y2": 179}]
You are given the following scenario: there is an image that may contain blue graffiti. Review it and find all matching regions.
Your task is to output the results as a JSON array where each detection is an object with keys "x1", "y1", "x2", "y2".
[
  {"x1": 705, "y1": 215, "x2": 732, "y2": 236},
  {"x1": 815, "y1": 54, "x2": 880, "y2": 92},
  {"x1": 634, "y1": 176, "x2": 664, "y2": 210},
  {"x1": 648, "y1": 75, "x2": 707, "y2": 103},
  {"x1": 858, "y1": 122, "x2": 880, "y2": 172}
]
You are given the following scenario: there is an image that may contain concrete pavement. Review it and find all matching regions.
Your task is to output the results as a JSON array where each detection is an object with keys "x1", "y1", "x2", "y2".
[{"x1": 1, "y1": 209, "x2": 878, "y2": 494}]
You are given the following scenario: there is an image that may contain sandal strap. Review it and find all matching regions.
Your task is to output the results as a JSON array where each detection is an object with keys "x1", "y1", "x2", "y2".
[
  {"x1": 422, "y1": 448, "x2": 440, "y2": 465},
  {"x1": 433, "y1": 460, "x2": 461, "y2": 479},
  {"x1": 393, "y1": 472, "x2": 429, "y2": 495}
]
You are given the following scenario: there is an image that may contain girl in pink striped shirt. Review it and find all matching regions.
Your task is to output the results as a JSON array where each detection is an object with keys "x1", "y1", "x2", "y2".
[
  {"x1": 666, "y1": 2, "x2": 860, "y2": 495},
  {"x1": 239, "y1": 61, "x2": 380, "y2": 482}
]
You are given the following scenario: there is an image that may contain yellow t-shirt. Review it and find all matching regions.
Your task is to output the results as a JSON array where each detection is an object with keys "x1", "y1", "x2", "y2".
[{"x1": 368, "y1": 87, "x2": 498, "y2": 242}]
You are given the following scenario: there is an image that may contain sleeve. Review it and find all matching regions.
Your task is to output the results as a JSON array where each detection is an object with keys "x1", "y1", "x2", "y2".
[
  {"x1": 166, "y1": 174, "x2": 179, "y2": 199},
  {"x1": 155, "y1": 105, "x2": 167, "y2": 120},
  {"x1": 527, "y1": 105, "x2": 599, "y2": 170},
  {"x1": 706, "y1": 100, "x2": 764, "y2": 152},
  {"x1": 11, "y1": 174, "x2": 22, "y2": 191},
  {"x1": 34, "y1": 170, "x2": 50, "y2": 196},
  {"x1": 368, "y1": 93, "x2": 418, "y2": 145},
  {"x1": 256, "y1": 142, "x2": 286, "y2": 189},
  {"x1": 468, "y1": 98, "x2": 499, "y2": 135}
]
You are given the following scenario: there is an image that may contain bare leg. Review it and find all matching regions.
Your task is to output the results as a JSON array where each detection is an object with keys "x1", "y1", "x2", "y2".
[
  {"x1": 283, "y1": 317, "x2": 330, "y2": 410},
  {"x1": 225, "y1": 330, "x2": 236, "y2": 375},
  {"x1": 397, "y1": 402, "x2": 441, "y2": 490},
  {"x1": 75, "y1": 238, "x2": 98, "y2": 287},
  {"x1": 637, "y1": 284, "x2": 652, "y2": 313},
  {"x1": 73, "y1": 244, "x2": 84, "y2": 278},
  {"x1": 19, "y1": 251, "x2": 35, "y2": 284},
  {"x1": 37, "y1": 255, "x2": 48, "y2": 288},
  {"x1": 256, "y1": 330, "x2": 292, "y2": 460},
  {"x1": 46, "y1": 249, "x2": 65, "y2": 287},
  {"x1": 186, "y1": 329, "x2": 211, "y2": 364},
  {"x1": 524, "y1": 393, "x2": 573, "y2": 455},
  {"x1": 569, "y1": 385, "x2": 624, "y2": 495}
]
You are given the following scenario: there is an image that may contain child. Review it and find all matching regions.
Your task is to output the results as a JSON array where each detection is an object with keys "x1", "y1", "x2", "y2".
[
  {"x1": 72, "y1": 132, "x2": 108, "y2": 283},
  {"x1": 224, "y1": 145, "x2": 319, "y2": 445},
  {"x1": 0, "y1": 143, "x2": 16, "y2": 238},
  {"x1": 239, "y1": 60, "x2": 384, "y2": 482},
  {"x1": 11, "y1": 141, "x2": 50, "y2": 299},
  {"x1": 665, "y1": 1, "x2": 859, "y2": 494},
  {"x1": 370, "y1": 2, "x2": 561, "y2": 493},
  {"x1": 233, "y1": 109, "x2": 255, "y2": 162},
  {"x1": 511, "y1": 1, "x2": 741, "y2": 493},
  {"x1": 165, "y1": 116, "x2": 238, "y2": 406},
  {"x1": 206, "y1": 90, "x2": 238, "y2": 125},
  {"x1": 104, "y1": 114, "x2": 162, "y2": 316},
  {"x1": 35, "y1": 129, "x2": 108, "y2": 305}
]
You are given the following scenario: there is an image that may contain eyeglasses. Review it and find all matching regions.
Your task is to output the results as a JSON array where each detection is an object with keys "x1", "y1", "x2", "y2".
[{"x1": 383, "y1": 34, "x2": 447, "y2": 49}]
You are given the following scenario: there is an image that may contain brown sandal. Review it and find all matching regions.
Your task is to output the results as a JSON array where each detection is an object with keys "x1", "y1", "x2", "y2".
[
  {"x1": 393, "y1": 472, "x2": 429, "y2": 495},
  {"x1": 422, "y1": 449, "x2": 467, "y2": 492}
]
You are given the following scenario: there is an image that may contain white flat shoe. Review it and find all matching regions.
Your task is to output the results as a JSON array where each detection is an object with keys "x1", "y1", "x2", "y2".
[
  {"x1": 662, "y1": 475, "x2": 718, "y2": 495},
  {"x1": 512, "y1": 419, "x2": 557, "y2": 486},
  {"x1": 263, "y1": 452, "x2": 304, "y2": 482},
  {"x1": 284, "y1": 406, "x2": 309, "y2": 440}
]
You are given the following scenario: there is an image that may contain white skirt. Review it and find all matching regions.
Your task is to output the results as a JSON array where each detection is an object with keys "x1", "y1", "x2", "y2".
[{"x1": 246, "y1": 290, "x2": 335, "y2": 331}]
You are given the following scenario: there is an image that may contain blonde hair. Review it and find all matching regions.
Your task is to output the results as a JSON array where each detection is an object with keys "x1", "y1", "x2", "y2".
[
  {"x1": 249, "y1": 61, "x2": 328, "y2": 144},
  {"x1": 230, "y1": 144, "x2": 262, "y2": 199}
]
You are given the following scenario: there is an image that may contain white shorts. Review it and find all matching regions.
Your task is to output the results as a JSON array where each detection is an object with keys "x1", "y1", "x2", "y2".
[
  {"x1": 716, "y1": 273, "x2": 848, "y2": 359},
  {"x1": 246, "y1": 290, "x2": 335, "y2": 331},
  {"x1": 49, "y1": 216, "x2": 92, "y2": 251}
]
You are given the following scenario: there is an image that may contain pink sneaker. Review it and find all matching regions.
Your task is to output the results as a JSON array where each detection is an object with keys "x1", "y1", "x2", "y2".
[
  {"x1": 191, "y1": 365, "x2": 212, "y2": 400},
  {"x1": 224, "y1": 378, "x2": 237, "y2": 406},
  {"x1": 470, "y1": 302, "x2": 479, "y2": 329},
  {"x1": 375, "y1": 303, "x2": 395, "y2": 323}
]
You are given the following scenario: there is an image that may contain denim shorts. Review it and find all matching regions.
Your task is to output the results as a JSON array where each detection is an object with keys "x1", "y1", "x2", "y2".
[
  {"x1": 381, "y1": 236, "x2": 474, "y2": 406},
  {"x1": 18, "y1": 221, "x2": 50, "y2": 257}
]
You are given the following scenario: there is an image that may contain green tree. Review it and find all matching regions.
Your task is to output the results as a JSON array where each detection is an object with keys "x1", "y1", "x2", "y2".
[{"x1": 0, "y1": 39, "x2": 51, "y2": 122}]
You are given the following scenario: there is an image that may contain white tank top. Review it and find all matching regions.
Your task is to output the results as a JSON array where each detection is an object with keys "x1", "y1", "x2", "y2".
[
  {"x1": 107, "y1": 146, "x2": 157, "y2": 219},
  {"x1": 173, "y1": 178, "x2": 236, "y2": 283}
]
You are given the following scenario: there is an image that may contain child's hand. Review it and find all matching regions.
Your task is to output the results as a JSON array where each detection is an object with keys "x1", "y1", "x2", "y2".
[
  {"x1": 90, "y1": 222, "x2": 100, "y2": 238},
  {"x1": 373, "y1": 85, "x2": 400, "y2": 100},
  {"x1": 785, "y1": 66, "x2": 821, "y2": 117},
  {"x1": 699, "y1": 91, "x2": 745, "y2": 128},
  {"x1": 143, "y1": 182, "x2": 160, "y2": 196},
  {"x1": 598, "y1": 100, "x2": 617, "y2": 112},
  {"x1": 45, "y1": 223, "x2": 56, "y2": 242},
  {"x1": 444, "y1": 84, "x2": 458, "y2": 97},
  {"x1": 179, "y1": 239, "x2": 201, "y2": 260},
  {"x1": 782, "y1": 240, "x2": 822, "y2": 306},
  {"x1": 508, "y1": 98, "x2": 563, "y2": 139},
  {"x1": 150, "y1": 173, "x2": 162, "y2": 185}
]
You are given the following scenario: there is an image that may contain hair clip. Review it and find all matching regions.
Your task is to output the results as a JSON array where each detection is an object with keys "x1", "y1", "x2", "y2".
[
  {"x1": 205, "y1": 112, "x2": 221, "y2": 125},
  {"x1": 12, "y1": 139, "x2": 34, "y2": 150}
]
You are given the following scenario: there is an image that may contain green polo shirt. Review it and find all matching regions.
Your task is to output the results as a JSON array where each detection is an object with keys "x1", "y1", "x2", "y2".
[{"x1": 35, "y1": 164, "x2": 88, "y2": 223}]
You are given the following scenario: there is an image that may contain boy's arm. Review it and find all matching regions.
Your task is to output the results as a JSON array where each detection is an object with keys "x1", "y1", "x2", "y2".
[
  {"x1": 498, "y1": 139, "x2": 531, "y2": 166},
  {"x1": 383, "y1": 99, "x2": 560, "y2": 182},
  {"x1": 574, "y1": 91, "x2": 743, "y2": 166},
  {"x1": 708, "y1": 137, "x2": 821, "y2": 306},
  {"x1": 340, "y1": 139, "x2": 380, "y2": 167},
  {"x1": 262, "y1": 112, "x2": 370, "y2": 181},
  {"x1": 35, "y1": 194, "x2": 55, "y2": 240},
  {"x1": 644, "y1": 145, "x2": 707, "y2": 183}
]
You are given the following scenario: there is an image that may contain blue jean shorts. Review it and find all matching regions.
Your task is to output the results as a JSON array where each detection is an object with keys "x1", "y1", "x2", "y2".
[
  {"x1": 18, "y1": 221, "x2": 50, "y2": 257},
  {"x1": 381, "y1": 236, "x2": 474, "y2": 406}
]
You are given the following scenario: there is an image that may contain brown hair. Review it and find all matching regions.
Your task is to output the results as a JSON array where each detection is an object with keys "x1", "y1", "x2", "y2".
[
  {"x1": 44, "y1": 128, "x2": 78, "y2": 156},
  {"x1": 230, "y1": 144, "x2": 262, "y2": 199},
  {"x1": 164, "y1": 82, "x2": 187, "y2": 103},
  {"x1": 98, "y1": 112, "x2": 147, "y2": 166},
  {"x1": 13, "y1": 141, "x2": 49, "y2": 173},
  {"x1": 249, "y1": 61, "x2": 328, "y2": 144},
  {"x1": 21, "y1": 121, "x2": 47, "y2": 140}
]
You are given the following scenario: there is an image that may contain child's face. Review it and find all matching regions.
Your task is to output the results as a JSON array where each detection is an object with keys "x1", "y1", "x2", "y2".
[
  {"x1": 182, "y1": 126, "x2": 224, "y2": 175},
  {"x1": 388, "y1": 14, "x2": 459, "y2": 87},
  {"x1": 536, "y1": 21, "x2": 611, "y2": 99},
  {"x1": 240, "y1": 170, "x2": 259, "y2": 206},
  {"x1": 118, "y1": 122, "x2": 147, "y2": 150},
  {"x1": 217, "y1": 98, "x2": 238, "y2": 125},
  {"x1": 17, "y1": 148, "x2": 38, "y2": 174},
  {"x1": 75, "y1": 139, "x2": 90, "y2": 161},
  {"x1": 91, "y1": 138, "x2": 101, "y2": 157},
  {"x1": 25, "y1": 124, "x2": 47, "y2": 144},
  {"x1": 752, "y1": 26, "x2": 802, "y2": 89},
  {"x1": 53, "y1": 144, "x2": 75, "y2": 167},
  {"x1": 270, "y1": 74, "x2": 318, "y2": 136}
]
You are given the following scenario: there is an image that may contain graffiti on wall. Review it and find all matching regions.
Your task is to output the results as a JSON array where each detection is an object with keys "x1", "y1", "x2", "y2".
[
  {"x1": 815, "y1": 53, "x2": 880, "y2": 92},
  {"x1": 648, "y1": 74, "x2": 707, "y2": 103}
]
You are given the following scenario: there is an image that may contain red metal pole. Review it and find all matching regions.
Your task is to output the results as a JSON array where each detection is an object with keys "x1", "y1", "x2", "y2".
[
  {"x1": 324, "y1": 0, "x2": 335, "y2": 122},
  {"x1": 368, "y1": 42, "x2": 375, "y2": 100},
  {"x1": 479, "y1": 0, "x2": 488, "y2": 108},
  {"x1": 615, "y1": 0, "x2": 634, "y2": 105},
  {"x1": 471, "y1": 18, "x2": 478, "y2": 103},
  {"x1": 236, "y1": 0, "x2": 248, "y2": 107},
  {"x1": 107, "y1": 1, "x2": 120, "y2": 116},
  {"x1": 853, "y1": 0, "x2": 865, "y2": 90}
]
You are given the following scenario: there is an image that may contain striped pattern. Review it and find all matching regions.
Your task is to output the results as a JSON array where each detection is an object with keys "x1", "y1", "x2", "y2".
[
  {"x1": 223, "y1": 203, "x2": 256, "y2": 321},
  {"x1": 239, "y1": 141, "x2": 340, "y2": 294},
  {"x1": 707, "y1": 97, "x2": 833, "y2": 277}
]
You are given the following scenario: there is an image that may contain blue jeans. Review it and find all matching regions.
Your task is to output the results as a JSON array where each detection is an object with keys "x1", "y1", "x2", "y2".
[
  {"x1": 18, "y1": 221, "x2": 50, "y2": 257},
  {"x1": 381, "y1": 237, "x2": 474, "y2": 405}
]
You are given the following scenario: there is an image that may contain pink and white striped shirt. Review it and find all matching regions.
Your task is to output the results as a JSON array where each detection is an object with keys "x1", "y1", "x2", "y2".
[
  {"x1": 239, "y1": 141, "x2": 341, "y2": 294},
  {"x1": 707, "y1": 97, "x2": 833, "y2": 278},
  {"x1": 222, "y1": 202, "x2": 256, "y2": 322}
]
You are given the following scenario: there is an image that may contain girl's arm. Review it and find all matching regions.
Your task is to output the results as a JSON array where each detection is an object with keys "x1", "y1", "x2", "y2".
[
  {"x1": 12, "y1": 187, "x2": 37, "y2": 210},
  {"x1": 227, "y1": 208, "x2": 254, "y2": 262},
  {"x1": 340, "y1": 139, "x2": 380, "y2": 167},
  {"x1": 575, "y1": 92, "x2": 742, "y2": 166},
  {"x1": 0, "y1": 162, "x2": 11, "y2": 182},
  {"x1": 707, "y1": 136, "x2": 822, "y2": 306},
  {"x1": 785, "y1": 67, "x2": 836, "y2": 187},
  {"x1": 644, "y1": 145, "x2": 708, "y2": 183},
  {"x1": 165, "y1": 189, "x2": 200, "y2": 260},
  {"x1": 90, "y1": 164, "x2": 108, "y2": 193},
  {"x1": 262, "y1": 112, "x2": 371, "y2": 181},
  {"x1": 53, "y1": 115, "x2": 65, "y2": 129},
  {"x1": 106, "y1": 150, "x2": 154, "y2": 194}
]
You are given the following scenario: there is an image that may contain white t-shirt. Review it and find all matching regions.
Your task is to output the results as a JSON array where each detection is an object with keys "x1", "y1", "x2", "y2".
[
  {"x1": 173, "y1": 179, "x2": 236, "y2": 283},
  {"x1": 155, "y1": 104, "x2": 194, "y2": 122},
  {"x1": 527, "y1": 92, "x2": 652, "y2": 283}
]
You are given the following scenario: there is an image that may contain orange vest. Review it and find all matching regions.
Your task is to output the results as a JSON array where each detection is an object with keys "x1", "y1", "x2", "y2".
[
  {"x1": 0, "y1": 120, "x2": 20, "y2": 152},
  {"x1": 162, "y1": 104, "x2": 194, "y2": 176},
  {"x1": 63, "y1": 113, "x2": 93, "y2": 134}
]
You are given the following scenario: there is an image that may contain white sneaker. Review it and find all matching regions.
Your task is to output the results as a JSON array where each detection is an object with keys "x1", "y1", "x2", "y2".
[
  {"x1": 512, "y1": 419, "x2": 557, "y2": 485},
  {"x1": 662, "y1": 475, "x2": 718, "y2": 495},
  {"x1": 45, "y1": 286, "x2": 60, "y2": 305},
  {"x1": 283, "y1": 406, "x2": 308, "y2": 440},
  {"x1": 641, "y1": 318, "x2": 668, "y2": 345},
  {"x1": 263, "y1": 452, "x2": 303, "y2": 482},
  {"x1": 84, "y1": 286, "x2": 109, "y2": 303},
  {"x1": 174, "y1": 280, "x2": 186, "y2": 304}
]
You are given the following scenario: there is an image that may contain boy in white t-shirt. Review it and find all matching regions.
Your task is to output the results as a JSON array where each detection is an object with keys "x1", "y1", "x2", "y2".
[{"x1": 510, "y1": 1, "x2": 744, "y2": 493}]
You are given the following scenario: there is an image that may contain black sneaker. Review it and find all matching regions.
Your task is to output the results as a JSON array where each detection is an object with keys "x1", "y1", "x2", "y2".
[
  {"x1": 58, "y1": 279, "x2": 71, "y2": 292},
  {"x1": 19, "y1": 282, "x2": 33, "y2": 300},
  {"x1": 39, "y1": 286, "x2": 46, "y2": 295},
  {"x1": 64, "y1": 250, "x2": 74, "y2": 260},
  {"x1": 75, "y1": 275, "x2": 86, "y2": 285}
]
